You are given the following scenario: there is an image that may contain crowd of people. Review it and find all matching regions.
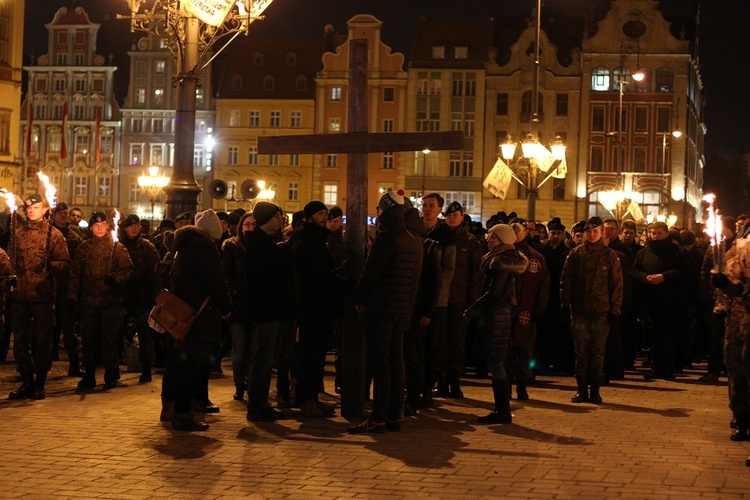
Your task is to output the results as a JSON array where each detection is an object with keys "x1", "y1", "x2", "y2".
[{"x1": 1, "y1": 191, "x2": 747, "y2": 462}]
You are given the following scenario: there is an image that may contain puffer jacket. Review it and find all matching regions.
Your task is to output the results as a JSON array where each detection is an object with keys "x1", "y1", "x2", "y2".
[
  {"x1": 170, "y1": 226, "x2": 232, "y2": 347},
  {"x1": 466, "y1": 245, "x2": 528, "y2": 363},
  {"x1": 245, "y1": 224, "x2": 295, "y2": 321},
  {"x1": 69, "y1": 234, "x2": 133, "y2": 308},
  {"x1": 425, "y1": 219, "x2": 456, "y2": 308},
  {"x1": 405, "y1": 207, "x2": 441, "y2": 320},
  {"x1": 13, "y1": 220, "x2": 70, "y2": 303},
  {"x1": 221, "y1": 236, "x2": 248, "y2": 321},
  {"x1": 448, "y1": 223, "x2": 482, "y2": 306},
  {"x1": 561, "y1": 239, "x2": 623, "y2": 318},
  {"x1": 351, "y1": 205, "x2": 423, "y2": 319}
]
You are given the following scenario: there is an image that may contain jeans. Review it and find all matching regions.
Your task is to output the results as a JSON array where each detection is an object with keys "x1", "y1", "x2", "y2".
[
  {"x1": 247, "y1": 320, "x2": 279, "y2": 411},
  {"x1": 230, "y1": 320, "x2": 251, "y2": 390}
]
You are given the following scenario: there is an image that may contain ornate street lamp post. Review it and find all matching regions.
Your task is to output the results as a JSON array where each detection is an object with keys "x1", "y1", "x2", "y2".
[
  {"x1": 138, "y1": 165, "x2": 170, "y2": 222},
  {"x1": 118, "y1": 0, "x2": 275, "y2": 218}
]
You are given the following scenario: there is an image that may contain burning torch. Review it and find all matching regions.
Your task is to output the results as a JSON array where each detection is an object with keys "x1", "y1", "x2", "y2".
[
  {"x1": 109, "y1": 209, "x2": 121, "y2": 274},
  {"x1": 703, "y1": 193, "x2": 725, "y2": 273},
  {"x1": 1, "y1": 189, "x2": 18, "y2": 292}
]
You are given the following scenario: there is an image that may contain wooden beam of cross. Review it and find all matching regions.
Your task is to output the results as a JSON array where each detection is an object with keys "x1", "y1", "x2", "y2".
[{"x1": 257, "y1": 39, "x2": 463, "y2": 418}]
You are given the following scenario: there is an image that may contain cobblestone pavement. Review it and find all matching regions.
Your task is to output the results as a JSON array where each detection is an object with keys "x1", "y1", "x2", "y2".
[{"x1": 0, "y1": 354, "x2": 748, "y2": 499}]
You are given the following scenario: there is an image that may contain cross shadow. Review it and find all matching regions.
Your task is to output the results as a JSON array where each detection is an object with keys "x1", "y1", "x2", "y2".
[
  {"x1": 490, "y1": 423, "x2": 594, "y2": 446},
  {"x1": 596, "y1": 402, "x2": 691, "y2": 417}
]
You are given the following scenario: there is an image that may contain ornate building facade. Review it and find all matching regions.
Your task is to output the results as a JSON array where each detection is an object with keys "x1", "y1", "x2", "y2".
[{"x1": 0, "y1": 0, "x2": 24, "y2": 192}]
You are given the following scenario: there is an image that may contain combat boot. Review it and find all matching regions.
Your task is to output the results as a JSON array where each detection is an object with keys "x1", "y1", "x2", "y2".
[
  {"x1": 478, "y1": 379, "x2": 512, "y2": 424},
  {"x1": 77, "y1": 365, "x2": 96, "y2": 390},
  {"x1": 172, "y1": 412, "x2": 209, "y2": 432},
  {"x1": 571, "y1": 378, "x2": 589, "y2": 403},
  {"x1": 33, "y1": 372, "x2": 47, "y2": 400},
  {"x1": 160, "y1": 395, "x2": 174, "y2": 422},
  {"x1": 516, "y1": 382, "x2": 529, "y2": 401},
  {"x1": 9, "y1": 371, "x2": 35, "y2": 399},
  {"x1": 731, "y1": 412, "x2": 750, "y2": 441},
  {"x1": 103, "y1": 368, "x2": 118, "y2": 389},
  {"x1": 139, "y1": 363, "x2": 152, "y2": 384},
  {"x1": 67, "y1": 351, "x2": 83, "y2": 377},
  {"x1": 589, "y1": 384, "x2": 603, "y2": 404}
]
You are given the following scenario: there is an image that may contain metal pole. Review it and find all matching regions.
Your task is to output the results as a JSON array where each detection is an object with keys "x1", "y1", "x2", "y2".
[{"x1": 531, "y1": 0, "x2": 541, "y2": 123}]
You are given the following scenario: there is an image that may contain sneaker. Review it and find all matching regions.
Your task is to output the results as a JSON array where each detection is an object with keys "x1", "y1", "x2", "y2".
[
  {"x1": 348, "y1": 417, "x2": 386, "y2": 434},
  {"x1": 316, "y1": 401, "x2": 336, "y2": 417},
  {"x1": 301, "y1": 401, "x2": 324, "y2": 418}
]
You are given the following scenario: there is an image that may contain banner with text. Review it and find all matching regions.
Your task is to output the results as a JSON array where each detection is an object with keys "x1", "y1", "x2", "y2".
[
  {"x1": 182, "y1": 0, "x2": 235, "y2": 26},
  {"x1": 483, "y1": 158, "x2": 513, "y2": 200}
]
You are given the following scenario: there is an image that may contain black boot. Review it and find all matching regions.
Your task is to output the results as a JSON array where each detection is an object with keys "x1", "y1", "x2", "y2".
[
  {"x1": 67, "y1": 351, "x2": 83, "y2": 377},
  {"x1": 33, "y1": 372, "x2": 47, "y2": 400},
  {"x1": 571, "y1": 378, "x2": 589, "y2": 403},
  {"x1": 589, "y1": 384, "x2": 603, "y2": 404},
  {"x1": 78, "y1": 368, "x2": 96, "y2": 390},
  {"x1": 516, "y1": 382, "x2": 529, "y2": 401},
  {"x1": 103, "y1": 368, "x2": 118, "y2": 389},
  {"x1": 9, "y1": 371, "x2": 35, "y2": 399},
  {"x1": 448, "y1": 371, "x2": 464, "y2": 398},
  {"x1": 172, "y1": 412, "x2": 209, "y2": 432},
  {"x1": 478, "y1": 379, "x2": 512, "y2": 424},
  {"x1": 139, "y1": 363, "x2": 152, "y2": 384},
  {"x1": 731, "y1": 412, "x2": 750, "y2": 441},
  {"x1": 434, "y1": 370, "x2": 449, "y2": 397}
]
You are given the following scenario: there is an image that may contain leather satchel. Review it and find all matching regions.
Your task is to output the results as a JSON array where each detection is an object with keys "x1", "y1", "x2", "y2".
[{"x1": 148, "y1": 289, "x2": 210, "y2": 341}]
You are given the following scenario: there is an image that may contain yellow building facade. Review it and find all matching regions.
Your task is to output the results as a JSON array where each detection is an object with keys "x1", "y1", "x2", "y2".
[{"x1": 0, "y1": 0, "x2": 24, "y2": 191}]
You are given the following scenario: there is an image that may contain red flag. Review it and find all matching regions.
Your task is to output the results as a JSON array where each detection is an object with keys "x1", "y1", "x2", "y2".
[
  {"x1": 60, "y1": 102, "x2": 68, "y2": 159},
  {"x1": 95, "y1": 107, "x2": 101, "y2": 164},
  {"x1": 25, "y1": 97, "x2": 33, "y2": 158}
]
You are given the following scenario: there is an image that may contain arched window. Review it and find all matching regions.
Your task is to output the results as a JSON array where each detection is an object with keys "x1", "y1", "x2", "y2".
[
  {"x1": 655, "y1": 68, "x2": 674, "y2": 93},
  {"x1": 591, "y1": 67, "x2": 610, "y2": 91},
  {"x1": 613, "y1": 67, "x2": 631, "y2": 92}
]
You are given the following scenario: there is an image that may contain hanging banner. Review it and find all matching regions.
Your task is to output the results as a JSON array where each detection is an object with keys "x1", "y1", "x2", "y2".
[
  {"x1": 483, "y1": 158, "x2": 513, "y2": 200},
  {"x1": 627, "y1": 200, "x2": 644, "y2": 222},
  {"x1": 182, "y1": 0, "x2": 235, "y2": 27}
]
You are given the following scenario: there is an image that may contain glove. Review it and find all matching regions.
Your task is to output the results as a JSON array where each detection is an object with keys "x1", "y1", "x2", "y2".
[
  {"x1": 559, "y1": 306, "x2": 571, "y2": 323},
  {"x1": 711, "y1": 272, "x2": 730, "y2": 290},
  {"x1": 104, "y1": 274, "x2": 117, "y2": 287}
]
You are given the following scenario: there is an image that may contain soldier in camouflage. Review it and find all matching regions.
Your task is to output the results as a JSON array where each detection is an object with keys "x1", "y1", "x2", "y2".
[
  {"x1": 118, "y1": 214, "x2": 159, "y2": 383},
  {"x1": 69, "y1": 212, "x2": 133, "y2": 390},
  {"x1": 8, "y1": 193, "x2": 71, "y2": 400},
  {"x1": 49, "y1": 202, "x2": 84, "y2": 376}
]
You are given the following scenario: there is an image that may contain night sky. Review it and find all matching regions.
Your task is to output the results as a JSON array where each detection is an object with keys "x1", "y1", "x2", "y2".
[{"x1": 23, "y1": 0, "x2": 747, "y2": 156}]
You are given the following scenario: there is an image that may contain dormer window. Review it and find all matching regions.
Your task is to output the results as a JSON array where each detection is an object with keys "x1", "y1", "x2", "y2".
[
  {"x1": 431, "y1": 46, "x2": 445, "y2": 59},
  {"x1": 454, "y1": 46, "x2": 468, "y2": 59},
  {"x1": 231, "y1": 75, "x2": 243, "y2": 91},
  {"x1": 263, "y1": 75, "x2": 274, "y2": 91}
]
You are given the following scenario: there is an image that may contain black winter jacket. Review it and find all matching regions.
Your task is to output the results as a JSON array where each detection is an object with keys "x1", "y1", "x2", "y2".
[
  {"x1": 351, "y1": 206, "x2": 423, "y2": 319},
  {"x1": 245, "y1": 226, "x2": 295, "y2": 321}
]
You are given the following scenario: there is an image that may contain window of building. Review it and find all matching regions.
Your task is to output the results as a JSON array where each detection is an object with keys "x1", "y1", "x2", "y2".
[
  {"x1": 416, "y1": 96, "x2": 440, "y2": 132},
  {"x1": 73, "y1": 105, "x2": 84, "y2": 120},
  {"x1": 54, "y1": 78, "x2": 65, "y2": 91},
  {"x1": 449, "y1": 151, "x2": 473, "y2": 177},
  {"x1": 633, "y1": 147, "x2": 647, "y2": 172},
  {"x1": 228, "y1": 146, "x2": 238, "y2": 165},
  {"x1": 383, "y1": 119, "x2": 394, "y2": 132},
  {"x1": 231, "y1": 75, "x2": 242, "y2": 91},
  {"x1": 136, "y1": 88, "x2": 146, "y2": 104},
  {"x1": 634, "y1": 106, "x2": 648, "y2": 132},
  {"x1": 270, "y1": 110, "x2": 281, "y2": 127},
  {"x1": 98, "y1": 176, "x2": 111, "y2": 197},
  {"x1": 556, "y1": 94, "x2": 569, "y2": 116},
  {"x1": 155, "y1": 60, "x2": 166, "y2": 74},
  {"x1": 591, "y1": 67, "x2": 610, "y2": 91},
  {"x1": 289, "y1": 153, "x2": 299, "y2": 166},
  {"x1": 269, "y1": 154, "x2": 279, "y2": 166},
  {"x1": 382, "y1": 152, "x2": 394, "y2": 170},
  {"x1": 656, "y1": 68, "x2": 674, "y2": 93},
  {"x1": 612, "y1": 67, "x2": 632, "y2": 92},
  {"x1": 592, "y1": 106, "x2": 605, "y2": 132},
  {"x1": 74, "y1": 79, "x2": 85, "y2": 92},
  {"x1": 74, "y1": 53, "x2": 84, "y2": 66},
  {"x1": 656, "y1": 144, "x2": 669, "y2": 173},
  {"x1": 323, "y1": 184, "x2": 338, "y2": 206},
  {"x1": 613, "y1": 106, "x2": 627, "y2": 133},
  {"x1": 34, "y1": 104, "x2": 46, "y2": 120},
  {"x1": 290, "y1": 110, "x2": 301, "y2": 128},
  {"x1": 129, "y1": 179, "x2": 140, "y2": 202},
  {"x1": 53, "y1": 104, "x2": 64, "y2": 119},
  {"x1": 57, "y1": 53, "x2": 67, "y2": 65},
  {"x1": 288, "y1": 182, "x2": 299, "y2": 201},
  {"x1": 132, "y1": 119, "x2": 142, "y2": 133},
  {"x1": 153, "y1": 88, "x2": 164, "y2": 105},
  {"x1": 444, "y1": 191, "x2": 476, "y2": 213},
  {"x1": 521, "y1": 91, "x2": 544, "y2": 122},
  {"x1": 248, "y1": 145, "x2": 258, "y2": 165},
  {"x1": 656, "y1": 107, "x2": 671, "y2": 133},
  {"x1": 100, "y1": 135, "x2": 113, "y2": 154},
  {"x1": 330, "y1": 87, "x2": 342, "y2": 101},
  {"x1": 452, "y1": 72, "x2": 476, "y2": 97},
  {"x1": 431, "y1": 46, "x2": 445, "y2": 59},
  {"x1": 35, "y1": 78, "x2": 47, "y2": 92},
  {"x1": 151, "y1": 144, "x2": 164, "y2": 166},
  {"x1": 74, "y1": 134, "x2": 89, "y2": 154},
  {"x1": 249, "y1": 110, "x2": 260, "y2": 127},
  {"x1": 229, "y1": 109, "x2": 241, "y2": 127},
  {"x1": 295, "y1": 76, "x2": 307, "y2": 92},
  {"x1": 74, "y1": 176, "x2": 88, "y2": 197},
  {"x1": 193, "y1": 148, "x2": 203, "y2": 168},
  {"x1": 326, "y1": 154, "x2": 338, "y2": 168},
  {"x1": 455, "y1": 46, "x2": 468, "y2": 59},
  {"x1": 153, "y1": 119, "x2": 163, "y2": 133},
  {"x1": 590, "y1": 146, "x2": 604, "y2": 172},
  {"x1": 47, "y1": 129, "x2": 61, "y2": 153},
  {"x1": 263, "y1": 75, "x2": 274, "y2": 91},
  {"x1": 329, "y1": 117, "x2": 341, "y2": 132},
  {"x1": 0, "y1": 109, "x2": 9, "y2": 154},
  {"x1": 496, "y1": 93, "x2": 509, "y2": 115},
  {"x1": 196, "y1": 88, "x2": 204, "y2": 104},
  {"x1": 383, "y1": 87, "x2": 395, "y2": 102},
  {"x1": 135, "y1": 61, "x2": 146, "y2": 76},
  {"x1": 552, "y1": 177, "x2": 566, "y2": 201}
]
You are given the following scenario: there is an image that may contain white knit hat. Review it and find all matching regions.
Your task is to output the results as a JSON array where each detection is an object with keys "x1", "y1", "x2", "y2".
[
  {"x1": 490, "y1": 224, "x2": 517, "y2": 245},
  {"x1": 194, "y1": 209, "x2": 223, "y2": 240}
]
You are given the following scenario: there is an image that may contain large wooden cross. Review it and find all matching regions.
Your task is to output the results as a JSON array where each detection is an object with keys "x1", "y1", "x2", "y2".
[{"x1": 258, "y1": 39, "x2": 463, "y2": 417}]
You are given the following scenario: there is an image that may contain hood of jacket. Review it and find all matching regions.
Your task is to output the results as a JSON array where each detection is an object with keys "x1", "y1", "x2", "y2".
[
  {"x1": 404, "y1": 207, "x2": 426, "y2": 237},
  {"x1": 377, "y1": 205, "x2": 407, "y2": 231},
  {"x1": 482, "y1": 245, "x2": 529, "y2": 273}
]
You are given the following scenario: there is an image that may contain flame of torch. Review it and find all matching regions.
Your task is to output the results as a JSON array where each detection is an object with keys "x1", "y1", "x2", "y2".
[
  {"x1": 1, "y1": 189, "x2": 18, "y2": 280},
  {"x1": 37, "y1": 172, "x2": 57, "y2": 209},
  {"x1": 109, "y1": 209, "x2": 121, "y2": 274},
  {"x1": 703, "y1": 193, "x2": 724, "y2": 272}
]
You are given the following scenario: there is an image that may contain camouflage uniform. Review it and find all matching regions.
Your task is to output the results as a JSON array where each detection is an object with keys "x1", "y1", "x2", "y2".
[
  {"x1": 69, "y1": 235, "x2": 133, "y2": 385},
  {"x1": 50, "y1": 221, "x2": 82, "y2": 371},
  {"x1": 120, "y1": 233, "x2": 159, "y2": 375},
  {"x1": 12, "y1": 219, "x2": 70, "y2": 371},
  {"x1": 561, "y1": 238, "x2": 623, "y2": 395}
]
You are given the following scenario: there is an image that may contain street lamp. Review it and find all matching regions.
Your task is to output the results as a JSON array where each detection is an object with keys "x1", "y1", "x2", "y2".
[
  {"x1": 499, "y1": 134, "x2": 566, "y2": 221},
  {"x1": 118, "y1": 0, "x2": 275, "y2": 218},
  {"x1": 138, "y1": 165, "x2": 170, "y2": 222},
  {"x1": 420, "y1": 148, "x2": 430, "y2": 197}
]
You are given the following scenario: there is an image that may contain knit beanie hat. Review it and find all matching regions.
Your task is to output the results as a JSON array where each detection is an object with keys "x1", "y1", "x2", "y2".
[
  {"x1": 303, "y1": 200, "x2": 328, "y2": 220},
  {"x1": 378, "y1": 191, "x2": 404, "y2": 213},
  {"x1": 327, "y1": 206, "x2": 343, "y2": 220},
  {"x1": 253, "y1": 201, "x2": 281, "y2": 228},
  {"x1": 490, "y1": 224, "x2": 517, "y2": 245},
  {"x1": 194, "y1": 209, "x2": 222, "y2": 240}
]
